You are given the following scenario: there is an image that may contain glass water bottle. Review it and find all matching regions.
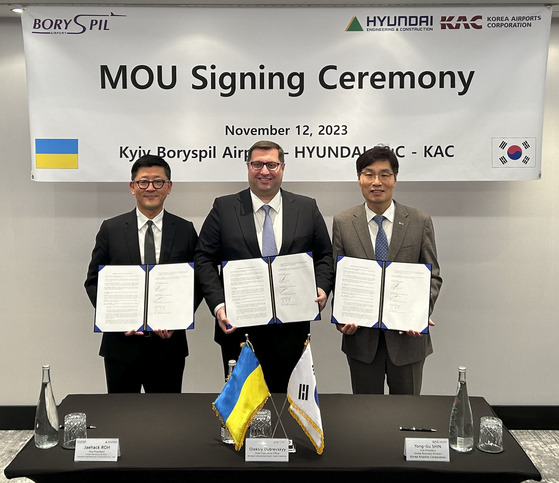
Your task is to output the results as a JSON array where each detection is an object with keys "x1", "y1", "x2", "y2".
[
  {"x1": 34, "y1": 365, "x2": 59, "y2": 449},
  {"x1": 220, "y1": 359, "x2": 236, "y2": 444},
  {"x1": 449, "y1": 366, "x2": 474, "y2": 452}
]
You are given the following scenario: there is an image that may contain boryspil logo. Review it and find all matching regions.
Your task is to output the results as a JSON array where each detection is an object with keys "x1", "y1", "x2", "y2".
[{"x1": 31, "y1": 12, "x2": 126, "y2": 35}]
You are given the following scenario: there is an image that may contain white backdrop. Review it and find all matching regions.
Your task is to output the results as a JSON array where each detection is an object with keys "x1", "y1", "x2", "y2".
[
  {"x1": 2, "y1": 13, "x2": 559, "y2": 408},
  {"x1": 22, "y1": 5, "x2": 551, "y2": 181}
]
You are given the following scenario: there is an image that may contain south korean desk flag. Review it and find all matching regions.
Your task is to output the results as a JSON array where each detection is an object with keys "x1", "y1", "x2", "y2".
[{"x1": 287, "y1": 337, "x2": 324, "y2": 454}]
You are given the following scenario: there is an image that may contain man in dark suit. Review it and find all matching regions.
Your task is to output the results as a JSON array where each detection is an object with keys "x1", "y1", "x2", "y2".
[
  {"x1": 194, "y1": 140, "x2": 334, "y2": 393},
  {"x1": 85, "y1": 155, "x2": 199, "y2": 393},
  {"x1": 332, "y1": 145, "x2": 442, "y2": 395}
]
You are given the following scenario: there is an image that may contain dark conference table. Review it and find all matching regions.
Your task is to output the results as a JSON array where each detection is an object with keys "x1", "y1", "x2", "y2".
[{"x1": 6, "y1": 393, "x2": 541, "y2": 483}]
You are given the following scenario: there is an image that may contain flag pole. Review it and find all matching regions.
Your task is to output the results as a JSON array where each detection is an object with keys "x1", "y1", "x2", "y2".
[{"x1": 244, "y1": 333, "x2": 255, "y2": 352}]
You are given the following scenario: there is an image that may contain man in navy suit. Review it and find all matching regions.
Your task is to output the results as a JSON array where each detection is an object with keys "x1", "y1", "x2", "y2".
[
  {"x1": 85, "y1": 155, "x2": 199, "y2": 393},
  {"x1": 194, "y1": 140, "x2": 334, "y2": 393}
]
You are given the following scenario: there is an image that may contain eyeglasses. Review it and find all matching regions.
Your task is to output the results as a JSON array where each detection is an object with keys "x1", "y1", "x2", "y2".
[
  {"x1": 247, "y1": 161, "x2": 283, "y2": 172},
  {"x1": 133, "y1": 179, "x2": 170, "y2": 189},
  {"x1": 360, "y1": 172, "x2": 394, "y2": 182}
]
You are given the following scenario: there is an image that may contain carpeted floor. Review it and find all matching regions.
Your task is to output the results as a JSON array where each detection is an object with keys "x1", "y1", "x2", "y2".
[
  {"x1": 0, "y1": 431, "x2": 33, "y2": 483},
  {"x1": 510, "y1": 430, "x2": 559, "y2": 483},
  {"x1": 1, "y1": 430, "x2": 558, "y2": 482}
]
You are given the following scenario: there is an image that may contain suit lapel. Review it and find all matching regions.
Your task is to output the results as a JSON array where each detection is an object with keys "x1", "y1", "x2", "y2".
[
  {"x1": 123, "y1": 209, "x2": 142, "y2": 264},
  {"x1": 352, "y1": 205, "x2": 375, "y2": 259},
  {"x1": 237, "y1": 189, "x2": 261, "y2": 258},
  {"x1": 388, "y1": 201, "x2": 409, "y2": 259},
  {"x1": 279, "y1": 190, "x2": 297, "y2": 255}
]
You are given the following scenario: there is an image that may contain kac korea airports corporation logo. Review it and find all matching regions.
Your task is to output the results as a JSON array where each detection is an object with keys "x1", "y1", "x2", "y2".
[{"x1": 31, "y1": 11, "x2": 126, "y2": 35}]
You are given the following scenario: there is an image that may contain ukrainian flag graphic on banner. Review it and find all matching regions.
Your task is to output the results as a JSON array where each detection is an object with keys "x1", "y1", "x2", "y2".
[
  {"x1": 35, "y1": 139, "x2": 78, "y2": 169},
  {"x1": 213, "y1": 342, "x2": 269, "y2": 451}
]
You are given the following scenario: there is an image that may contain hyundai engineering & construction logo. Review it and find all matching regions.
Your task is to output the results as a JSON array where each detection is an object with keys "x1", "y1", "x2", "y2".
[{"x1": 346, "y1": 14, "x2": 434, "y2": 32}]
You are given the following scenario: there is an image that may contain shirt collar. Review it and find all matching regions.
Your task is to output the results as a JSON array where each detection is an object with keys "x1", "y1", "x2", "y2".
[
  {"x1": 136, "y1": 208, "x2": 164, "y2": 231},
  {"x1": 250, "y1": 190, "x2": 282, "y2": 214},
  {"x1": 365, "y1": 200, "x2": 395, "y2": 224}
]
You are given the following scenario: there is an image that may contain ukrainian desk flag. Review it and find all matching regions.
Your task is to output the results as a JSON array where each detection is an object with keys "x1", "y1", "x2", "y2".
[
  {"x1": 213, "y1": 342, "x2": 270, "y2": 451},
  {"x1": 35, "y1": 139, "x2": 78, "y2": 169}
]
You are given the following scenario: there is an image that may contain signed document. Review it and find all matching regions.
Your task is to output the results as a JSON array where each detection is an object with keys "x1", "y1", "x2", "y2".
[
  {"x1": 94, "y1": 263, "x2": 195, "y2": 332},
  {"x1": 222, "y1": 252, "x2": 318, "y2": 328},
  {"x1": 332, "y1": 256, "x2": 431, "y2": 333}
]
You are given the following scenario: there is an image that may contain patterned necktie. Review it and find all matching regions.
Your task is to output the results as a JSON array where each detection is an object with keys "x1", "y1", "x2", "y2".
[
  {"x1": 373, "y1": 215, "x2": 388, "y2": 261},
  {"x1": 144, "y1": 220, "x2": 156, "y2": 265},
  {"x1": 261, "y1": 205, "x2": 278, "y2": 257}
]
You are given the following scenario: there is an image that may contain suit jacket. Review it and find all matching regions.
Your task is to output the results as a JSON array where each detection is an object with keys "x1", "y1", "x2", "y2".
[
  {"x1": 194, "y1": 188, "x2": 334, "y2": 355},
  {"x1": 332, "y1": 201, "x2": 442, "y2": 366},
  {"x1": 84, "y1": 209, "x2": 199, "y2": 362}
]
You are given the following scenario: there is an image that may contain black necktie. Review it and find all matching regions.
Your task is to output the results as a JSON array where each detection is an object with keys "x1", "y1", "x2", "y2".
[{"x1": 144, "y1": 220, "x2": 156, "y2": 265}]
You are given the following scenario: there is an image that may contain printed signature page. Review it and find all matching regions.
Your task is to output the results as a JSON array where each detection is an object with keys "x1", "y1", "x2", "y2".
[
  {"x1": 271, "y1": 252, "x2": 318, "y2": 323},
  {"x1": 147, "y1": 263, "x2": 194, "y2": 330},
  {"x1": 381, "y1": 262, "x2": 430, "y2": 333}
]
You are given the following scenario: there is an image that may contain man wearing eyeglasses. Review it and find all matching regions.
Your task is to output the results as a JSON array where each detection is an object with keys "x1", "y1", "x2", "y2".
[
  {"x1": 85, "y1": 155, "x2": 199, "y2": 393},
  {"x1": 332, "y1": 145, "x2": 442, "y2": 395},
  {"x1": 195, "y1": 140, "x2": 334, "y2": 393}
]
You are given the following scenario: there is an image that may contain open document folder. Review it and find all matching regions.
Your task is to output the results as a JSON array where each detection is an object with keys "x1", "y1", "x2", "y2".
[
  {"x1": 332, "y1": 256, "x2": 431, "y2": 333},
  {"x1": 222, "y1": 252, "x2": 319, "y2": 327},
  {"x1": 94, "y1": 263, "x2": 195, "y2": 332}
]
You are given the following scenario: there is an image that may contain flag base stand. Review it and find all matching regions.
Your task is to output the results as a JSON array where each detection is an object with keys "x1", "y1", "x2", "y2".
[{"x1": 269, "y1": 395, "x2": 296, "y2": 453}]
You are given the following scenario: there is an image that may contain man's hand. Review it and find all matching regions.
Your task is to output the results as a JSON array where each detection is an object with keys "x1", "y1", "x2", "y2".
[
  {"x1": 153, "y1": 329, "x2": 174, "y2": 339},
  {"x1": 125, "y1": 330, "x2": 144, "y2": 336},
  {"x1": 124, "y1": 329, "x2": 174, "y2": 338},
  {"x1": 315, "y1": 287, "x2": 327, "y2": 311},
  {"x1": 217, "y1": 306, "x2": 236, "y2": 334},
  {"x1": 402, "y1": 319, "x2": 435, "y2": 337},
  {"x1": 336, "y1": 323, "x2": 358, "y2": 335}
]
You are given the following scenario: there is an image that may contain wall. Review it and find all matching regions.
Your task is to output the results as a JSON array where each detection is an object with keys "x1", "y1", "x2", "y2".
[{"x1": 2, "y1": 16, "x2": 558, "y2": 406}]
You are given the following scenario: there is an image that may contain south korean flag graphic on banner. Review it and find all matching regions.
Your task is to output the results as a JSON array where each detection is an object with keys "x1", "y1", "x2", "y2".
[{"x1": 492, "y1": 138, "x2": 537, "y2": 168}]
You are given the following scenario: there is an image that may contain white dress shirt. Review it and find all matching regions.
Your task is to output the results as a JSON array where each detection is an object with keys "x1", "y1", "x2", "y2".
[
  {"x1": 365, "y1": 201, "x2": 395, "y2": 253},
  {"x1": 136, "y1": 208, "x2": 164, "y2": 264},
  {"x1": 250, "y1": 190, "x2": 283, "y2": 254}
]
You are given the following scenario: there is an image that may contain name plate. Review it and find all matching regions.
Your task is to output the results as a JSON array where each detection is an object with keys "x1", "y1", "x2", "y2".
[
  {"x1": 404, "y1": 438, "x2": 450, "y2": 462},
  {"x1": 74, "y1": 438, "x2": 120, "y2": 462},
  {"x1": 245, "y1": 438, "x2": 289, "y2": 462}
]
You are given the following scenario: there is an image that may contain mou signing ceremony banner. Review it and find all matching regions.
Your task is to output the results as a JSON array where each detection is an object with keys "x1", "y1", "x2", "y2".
[{"x1": 21, "y1": 5, "x2": 551, "y2": 182}]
